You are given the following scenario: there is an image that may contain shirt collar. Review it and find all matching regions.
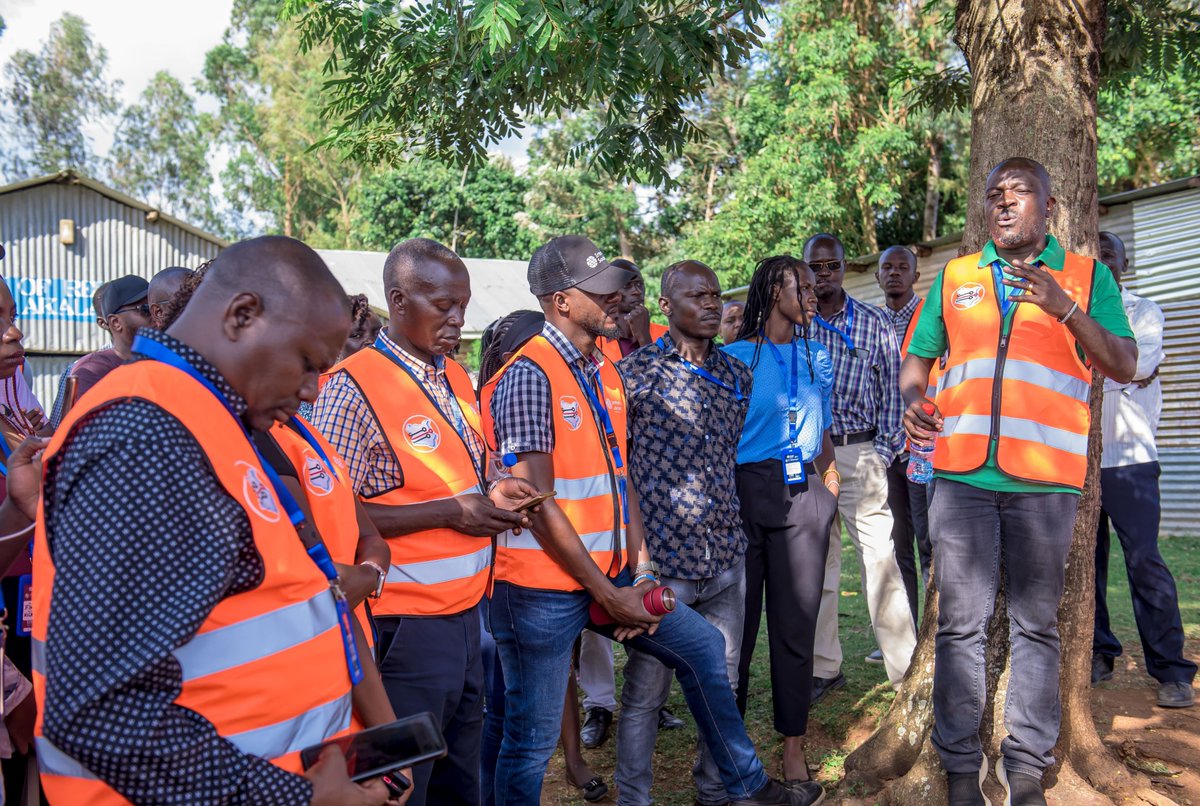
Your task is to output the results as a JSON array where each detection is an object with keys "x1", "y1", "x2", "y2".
[
  {"x1": 133, "y1": 328, "x2": 248, "y2": 417},
  {"x1": 890, "y1": 293, "x2": 920, "y2": 321},
  {"x1": 655, "y1": 330, "x2": 721, "y2": 367},
  {"x1": 979, "y1": 233, "x2": 1066, "y2": 271},
  {"x1": 378, "y1": 330, "x2": 445, "y2": 376}
]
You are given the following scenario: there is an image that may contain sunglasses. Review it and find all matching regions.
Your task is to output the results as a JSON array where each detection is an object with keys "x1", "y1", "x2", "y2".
[
  {"x1": 115, "y1": 302, "x2": 151, "y2": 317},
  {"x1": 809, "y1": 260, "x2": 844, "y2": 274}
]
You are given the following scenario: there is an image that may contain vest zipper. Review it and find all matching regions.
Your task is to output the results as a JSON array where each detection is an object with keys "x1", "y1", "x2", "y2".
[{"x1": 991, "y1": 306, "x2": 1015, "y2": 450}]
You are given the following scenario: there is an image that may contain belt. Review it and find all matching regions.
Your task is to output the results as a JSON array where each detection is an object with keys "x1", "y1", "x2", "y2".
[{"x1": 831, "y1": 428, "x2": 876, "y2": 446}]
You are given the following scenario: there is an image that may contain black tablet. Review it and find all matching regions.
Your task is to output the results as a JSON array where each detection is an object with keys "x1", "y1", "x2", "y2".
[{"x1": 299, "y1": 712, "x2": 447, "y2": 782}]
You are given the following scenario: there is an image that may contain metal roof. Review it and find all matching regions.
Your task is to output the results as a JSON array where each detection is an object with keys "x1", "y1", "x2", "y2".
[
  {"x1": 314, "y1": 250, "x2": 538, "y2": 340},
  {"x1": 0, "y1": 170, "x2": 229, "y2": 248},
  {"x1": 722, "y1": 174, "x2": 1200, "y2": 298}
]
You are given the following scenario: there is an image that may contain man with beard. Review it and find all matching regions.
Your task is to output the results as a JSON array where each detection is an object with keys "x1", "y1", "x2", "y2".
[
  {"x1": 596, "y1": 258, "x2": 668, "y2": 366},
  {"x1": 482, "y1": 236, "x2": 813, "y2": 805},
  {"x1": 314, "y1": 238, "x2": 537, "y2": 806},
  {"x1": 902, "y1": 158, "x2": 1136, "y2": 806},
  {"x1": 805, "y1": 234, "x2": 915, "y2": 700}
]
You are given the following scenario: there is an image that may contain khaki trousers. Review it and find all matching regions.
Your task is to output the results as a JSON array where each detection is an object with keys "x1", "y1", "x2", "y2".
[{"x1": 812, "y1": 441, "x2": 917, "y2": 686}]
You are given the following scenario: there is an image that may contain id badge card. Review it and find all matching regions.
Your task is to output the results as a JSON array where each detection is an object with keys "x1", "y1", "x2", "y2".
[
  {"x1": 781, "y1": 448, "x2": 807, "y2": 485},
  {"x1": 16, "y1": 574, "x2": 31, "y2": 637}
]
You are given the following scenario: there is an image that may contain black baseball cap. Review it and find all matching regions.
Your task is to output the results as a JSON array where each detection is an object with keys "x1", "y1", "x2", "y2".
[
  {"x1": 96, "y1": 275, "x2": 149, "y2": 317},
  {"x1": 528, "y1": 236, "x2": 636, "y2": 296}
]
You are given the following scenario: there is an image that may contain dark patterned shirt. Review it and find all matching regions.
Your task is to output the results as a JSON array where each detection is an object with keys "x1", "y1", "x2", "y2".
[
  {"x1": 619, "y1": 334, "x2": 752, "y2": 580},
  {"x1": 40, "y1": 328, "x2": 312, "y2": 804}
]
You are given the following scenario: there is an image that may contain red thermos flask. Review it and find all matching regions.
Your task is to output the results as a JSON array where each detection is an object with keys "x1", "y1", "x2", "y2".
[{"x1": 589, "y1": 586, "x2": 676, "y2": 625}]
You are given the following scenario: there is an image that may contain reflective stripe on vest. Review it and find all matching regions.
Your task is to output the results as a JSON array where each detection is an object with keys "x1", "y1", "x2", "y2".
[
  {"x1": 480, "y1": 335, "x2": 626, "y2": 592},
  {"x1": 933, "y1": 250, "x2": 1096, "y2": 488},
  {"x1": 32, "y1": 361, "x2": 355, "y2": 804},
  {"x1": 328, "y1": 348, "x2": 490, "y2": 616}
]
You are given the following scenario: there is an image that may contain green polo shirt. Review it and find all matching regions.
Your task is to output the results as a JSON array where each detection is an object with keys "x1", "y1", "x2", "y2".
[{"x1": 908, "y1": 235, "x2": 1133, "y2": 494}]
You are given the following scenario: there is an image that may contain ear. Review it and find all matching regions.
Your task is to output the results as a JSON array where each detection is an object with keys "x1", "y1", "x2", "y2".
[
  {"x1": 914, "y1": 270, "x2": 922, "y2": 283},
  {"x1": 387, "y1": 286, "x2": 405, "y2": 317},
  {"x1": 1046, "y1": 194, "x2": 1057, "y2": 218},
  {"x1": 658, "y1": 295, "x2": 672, "y2": 317},
  {"x1": 96, "y1": 316, "x2": 111, "y2": 333},
  {"x1": 221, "y1": 291, "x2": 264, "y2": 342},
  {"x1": 551, "y1": 290, "x2": 571, "y2": 317},
  {"x1": 105, "y1": 314, "x2": 123, "y2": 334}
]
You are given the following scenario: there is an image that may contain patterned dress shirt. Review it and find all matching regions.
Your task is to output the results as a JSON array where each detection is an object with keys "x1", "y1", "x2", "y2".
[
  {"x1": 40, "y1": 328, "x2": 312, "y2": 804},
  {"x1": 619, "y1": 334, "x2": 752, "y2": 580},
  {"x1": 811, "y1": 293, "x2": 905, "y2": 463},
  {"x1": 313, "y1": 331, "x2": 486, "y2": 496},
  {"x1": 882, "y1": 293, "x2": 921, "y2": 347}
]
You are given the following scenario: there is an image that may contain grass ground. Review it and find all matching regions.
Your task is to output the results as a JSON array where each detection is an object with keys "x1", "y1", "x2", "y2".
[{"x1": 540, "y1": 531, "x2": 1200, "y2": 804}]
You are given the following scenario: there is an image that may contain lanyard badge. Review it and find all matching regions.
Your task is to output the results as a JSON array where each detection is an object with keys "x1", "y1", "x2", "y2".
[
  {"x1": 815, "y1": 303, "x2": 867, "y2": 358},
  {"x1": 764, "y1": 337, "x2": 809, "y2": 485},
  {"x1": 133, "y1": 336, "x2": 365, "y2": 686}
]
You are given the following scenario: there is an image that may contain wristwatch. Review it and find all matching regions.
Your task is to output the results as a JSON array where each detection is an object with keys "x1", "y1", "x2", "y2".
[{"x1": 360, "y1": 560, "x2": 386, "y2": 600}]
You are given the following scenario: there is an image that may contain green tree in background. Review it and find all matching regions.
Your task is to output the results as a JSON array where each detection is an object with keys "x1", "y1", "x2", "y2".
[
  {"x1": 356, "y1": 158, "x2": 541, "y2": 259},
  {"x1": 1, "y1": 13, "x2": 120, "y2": 179},
  {"x1": 1098, "y1": 65, "x2": 1200, "y2": 190},
  {"x1": 109, "y1": 72, "x2": 217, "y2": 227}
]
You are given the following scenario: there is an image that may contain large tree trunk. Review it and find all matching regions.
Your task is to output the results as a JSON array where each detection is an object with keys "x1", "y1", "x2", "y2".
[{"x1": 844, "y1": 2, "x2": 1171, "y2": 802}]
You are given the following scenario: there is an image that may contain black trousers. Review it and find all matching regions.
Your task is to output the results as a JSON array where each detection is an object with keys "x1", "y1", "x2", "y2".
[
  {"x1": 885, "y1": 457, "x2": 931, "y2": 628},
  {"x1": 376, "y1": 605, "x2": 485, "y2": 806},
  {"x1": 1093, "y1": 462, "x2": 1197, "y2": 684},
  {"x1": 735, "y1": 460, "x2": 838, "y2": 736}
]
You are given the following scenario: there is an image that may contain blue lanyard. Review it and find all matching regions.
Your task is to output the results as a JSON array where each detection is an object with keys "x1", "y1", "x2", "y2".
[
  {"x1": 373, "y1": 335, "x2": 472, "y2": 446},
  {"x1": 814, "y1": 301, "x2": 856, "y2": 353},
  {"x1": 132, "y1": 336, "x2": 364, "y2": 685},
  {"x1": 990, "y1": 261, "x2": 1021, "y2": 319},
  {"x1": 655, "y1": 337, "x2": 744, "y2": 402},
  {"x1": 570, "y1": 362, "x2": 629, "y2": 526},
  {"x1": 764, "y1": 337, "x2": 804, "y2": 446},
  {"x1": 288, "y1": 417, "x2": 337, "y2": 477},
  {"x1": 0, "y1": 436, "x2": 10, "y2": 477}
]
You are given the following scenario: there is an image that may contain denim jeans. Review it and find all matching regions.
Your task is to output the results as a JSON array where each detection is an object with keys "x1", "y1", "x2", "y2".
[
  {"x1": 478, "y1": 599, "x2": 505, "y2": 806},
  {"x1": 489, "y1": 570, "x2": 769, "y2": 804},
  {"x1": 928, "y1": 480, "x2": 1078, "y2": 780},
  {"x1": 615, "y1": 561, "x2": 747, "y2": 806}
]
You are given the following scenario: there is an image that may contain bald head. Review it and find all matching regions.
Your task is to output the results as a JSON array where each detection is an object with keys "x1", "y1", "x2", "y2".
[
  {"x1": 170, "y1": 235, "x2": 352, "y2": 431},
  {"x1": 383, "y1": 238, "x2": 471, "y2": 361},
  {"x1": 661, "y1": 260, "x2": 714, "y2": 299},
  {"x1": 149, "y1": 267, "x2": 196, "y2": 329},
  {"x1": 1099, "y1": 231, "x2": 1128, "y2": 285},
  {"x1": 987, "y1": 157, "x2": 1052, "y2": 198},
  {"x1": 384, "y1": 238, "x2": 467, "y2": 295},
  {"x1": 659, "y1": 260, "x2": 723, "y2": 341}
]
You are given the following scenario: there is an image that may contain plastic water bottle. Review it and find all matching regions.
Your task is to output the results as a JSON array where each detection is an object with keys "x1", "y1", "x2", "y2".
[{"x1": 906, "y1": 403, "x2": 937, "y2": 485}]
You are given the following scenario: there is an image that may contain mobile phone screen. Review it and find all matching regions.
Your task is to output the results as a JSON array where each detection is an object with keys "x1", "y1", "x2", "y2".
[{"x1": 299, "y1": 712, "x2": 447, "y2": 782}]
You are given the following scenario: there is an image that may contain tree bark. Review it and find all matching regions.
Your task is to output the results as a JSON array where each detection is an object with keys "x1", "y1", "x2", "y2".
[{"x1": 845, "y1": 2, "x2": 1170, "y2": 802}]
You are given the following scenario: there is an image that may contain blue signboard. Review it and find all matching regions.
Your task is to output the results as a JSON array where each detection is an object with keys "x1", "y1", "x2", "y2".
[{"x1": 6, "y1": 277, "x2": 103, "y2": 321}]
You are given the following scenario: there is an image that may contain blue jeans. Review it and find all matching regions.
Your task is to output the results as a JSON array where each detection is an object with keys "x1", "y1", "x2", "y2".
[
  {"x1": 929, "y1": 480, "x2": 1078, "y2": 780},
  {"x1": 478, "y1": 599, "x2": 505, "y2": 806},
  {"x1": 489, "y1": 570, "x2": 769, "y2": 804},
  {"x1": 615, "y1": 561, "x2": 747, "y2": 806}
]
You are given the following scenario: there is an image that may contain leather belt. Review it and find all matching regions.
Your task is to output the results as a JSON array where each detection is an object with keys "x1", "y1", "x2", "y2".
[{"x1": 831, "y1": 428, "x2": 876, "y2": 446}]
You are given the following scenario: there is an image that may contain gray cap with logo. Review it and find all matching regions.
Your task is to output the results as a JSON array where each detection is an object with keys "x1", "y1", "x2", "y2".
[{"x1": 527, "y1": 236, "x2": 636, "y2": 297}]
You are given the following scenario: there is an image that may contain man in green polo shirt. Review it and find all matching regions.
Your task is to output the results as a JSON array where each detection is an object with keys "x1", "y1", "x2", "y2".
[{"x1": 900, "y1": 157, "x2": 1136, "y2": 806}]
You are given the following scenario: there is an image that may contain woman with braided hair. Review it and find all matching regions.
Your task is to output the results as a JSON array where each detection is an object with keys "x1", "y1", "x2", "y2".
[{"x1": 722, "y1": 256, "x2": 839, "y2": 790}]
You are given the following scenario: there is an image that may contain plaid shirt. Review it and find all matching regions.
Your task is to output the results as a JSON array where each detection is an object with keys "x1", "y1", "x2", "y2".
[
  {"x1": 619, "y1": 334, "x2": 751, "y2": 580},
  {"x1": 812, "y1": 292, "x2": 905, "y2": 463},
  {"x1": 488, "y1": 322, "x2": 606, "y2": 456},
  {"x1": 882, "y1": 294, "x2": 921, "y2": 347},
  {"x1": 312, "y1": 332, "x2": 486, "y2": 496}
]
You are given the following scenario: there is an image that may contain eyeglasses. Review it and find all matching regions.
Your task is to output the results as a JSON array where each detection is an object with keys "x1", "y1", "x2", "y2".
[
  {"x1": 809, "y1": 260, "x2": 844, "y2": 274},
  {"x1": 115, "y1": 303, "x2": 151, "y2": 317}
]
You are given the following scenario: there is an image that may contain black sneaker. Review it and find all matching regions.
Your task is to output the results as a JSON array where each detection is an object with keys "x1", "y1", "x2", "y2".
[
  {"x1": 996, "y1": 758, "x2": 1046, "y2": 806},
  {"x1": 809, "y1": 673, "x2": 846, "y2": 705},
  {"x1": 1157, "y1": 681, "x2": 1195, "y2": 708},
  {"x1": 580, "y1": 706, "x2": 613, "y2": 749},
  {"x1": 1091, "y1": 653, "x2": 1114, "y2": 685},
  {"x1": 946, "y1": 757, "x2": 990, "y2": 806},
  {"x1": 733, "y1": 778, "x2": 825, "y2": 805}
]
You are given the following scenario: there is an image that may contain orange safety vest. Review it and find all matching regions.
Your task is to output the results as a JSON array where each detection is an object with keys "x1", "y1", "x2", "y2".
[
  {"x1": 32, "y1": 360, "x2": 355, "y2": 804},
  {"x1": 934, "y1": 250, "x2": 1096, "y2": 489},
  {"x1": 330, "y1": 347, "x2": 490, "y2": 617},
  {"x1": 900, "y1": 298, "x2": 940, "y2": 401},
  {"x1": 480, "y1": 335, "x2": 627, "y2": 592},
  {"x1": 268, "y1": 417, "x2": 373, "y2": 647},
  {"x1": 597, "y1": 322, "x2": 668, "y2": 365}
]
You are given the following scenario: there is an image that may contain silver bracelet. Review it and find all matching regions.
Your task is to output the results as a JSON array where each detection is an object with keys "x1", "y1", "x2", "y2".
[{"x1": 1057, "y1": 301, "x2": 1079, "y2": 324}]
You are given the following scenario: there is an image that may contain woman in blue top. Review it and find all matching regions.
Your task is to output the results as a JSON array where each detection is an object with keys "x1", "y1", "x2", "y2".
[{"x1": 723, "y1": 255, "x2": 839, "y2": 787}]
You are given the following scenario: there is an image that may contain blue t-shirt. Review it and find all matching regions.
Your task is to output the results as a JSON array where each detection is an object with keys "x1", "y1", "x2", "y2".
[{"x1": 723, "y1": 338, "x2": 833, "y2": 465}]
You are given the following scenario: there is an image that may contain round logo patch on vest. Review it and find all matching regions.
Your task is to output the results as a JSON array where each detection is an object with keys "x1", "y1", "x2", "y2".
[
  {"x1": 951, "y1": 282, "x2": 986, "y2": 310},
  {"x1": 560, "y1": 396, "x2": 582, "y2": 431},
  {"x1": 403, "y1": 415, "x2": 442, "y2": 453},
  {"x1": 302, "y1": 451, "x2": 335, "y2": 497},
  {"x1": 237, "y1": 461, "x2": 282, "y2": 523}
]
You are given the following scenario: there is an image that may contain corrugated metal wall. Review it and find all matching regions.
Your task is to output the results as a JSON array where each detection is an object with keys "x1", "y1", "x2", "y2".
[{"x1": 0, "y1": 182, "x2": 222, "y2": 354}]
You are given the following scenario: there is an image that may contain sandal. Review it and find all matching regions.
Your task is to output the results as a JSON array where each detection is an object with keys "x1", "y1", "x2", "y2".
[{"x1": 578, "y1": 775, "x2": 609, "y2": 802}]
